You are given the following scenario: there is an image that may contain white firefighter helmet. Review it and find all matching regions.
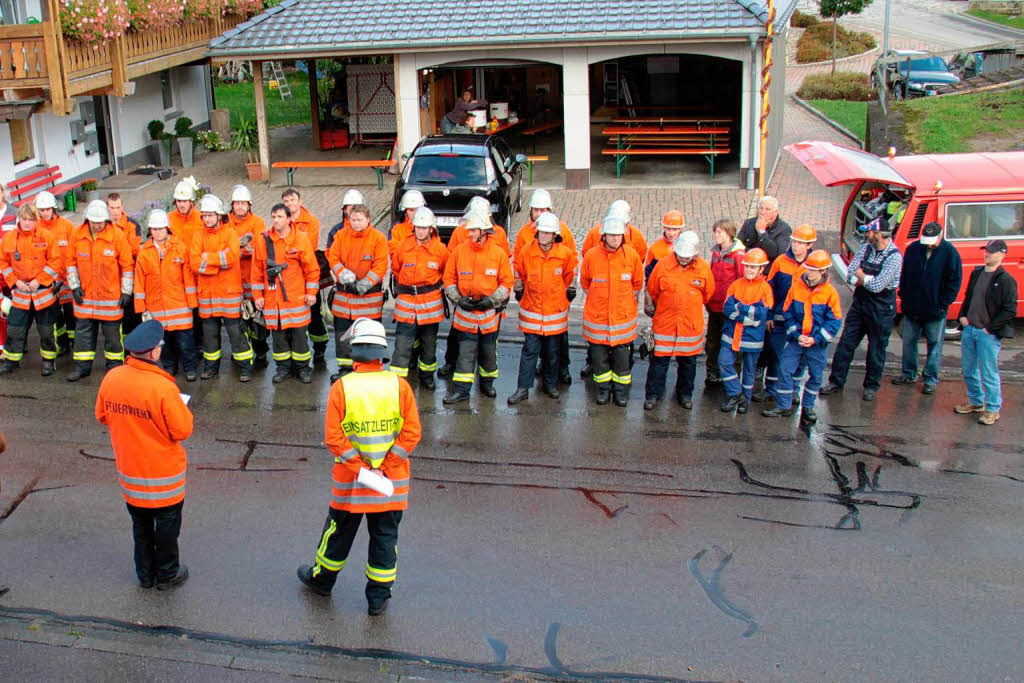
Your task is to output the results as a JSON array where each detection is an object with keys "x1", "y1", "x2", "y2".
[
  {"x1": 465, "y1": 195, "x2": 491, "y2": 217},
  {"x1": 341, "y1": 188, "x2": 364, "y2": 207},
  {"x1": 349, "y1": 317, "x2": 388, "y2": 347},
  {"x1": 84, "y1": 200, "x2": 110, "y2": 223},
  {"x1": 464, "y1": 212, "x2": 492, "y2": 233},
  {"x1": 528, "y1": 188, "x2": 553, "y2": 210},
  {"x1": 411, "y1": 206, "x2": 437, "y2": 228},
  {"x1": 600, "y1": 216, "x2": 627, "y2": 236},
  {"x1": 399, "y1": 189, "x2": 426, "y2": 211},
  {"x1": 674, "y1": 230, "x2": 699, "y2": 258},
  {"x1": 147, "y1": 209, "x2": 170, "y2": 229},
  {"x1": 173, "y1": 180, "x2": 196, "y2": 201},
  {"x1": 608, "y1": 199, "x2": 631, "y2": 222},
  {"x1": 198, "y1": 194, "x2": 223, "y2": 214},
  {"x1": 535, "y1": 212, "x2": 561, "y2": 234},
  {"x1": 231, "y1": 185, "x2": 253, "y2": 203},
  {"x1": 34, "y1": 191, "x2": 57, "y2": 210}
]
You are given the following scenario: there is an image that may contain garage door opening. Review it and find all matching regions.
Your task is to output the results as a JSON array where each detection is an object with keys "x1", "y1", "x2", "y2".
[{"x1": 590, "y1": 54, "x2": 743, "y2": 188}]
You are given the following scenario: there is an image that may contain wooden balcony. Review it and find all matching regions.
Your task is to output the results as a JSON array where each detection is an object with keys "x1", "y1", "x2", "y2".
[{"x1": 0, "y1": 6, "x2": 242, "y2": 116}]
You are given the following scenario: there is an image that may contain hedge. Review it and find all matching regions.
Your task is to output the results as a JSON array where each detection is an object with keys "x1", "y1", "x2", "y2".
[
  {"x1": 795, "y1": 21, "x2": 877, "y2": 64},
  {"x1": 797, "y1": 72, "x2": 876, "y2": 101}
]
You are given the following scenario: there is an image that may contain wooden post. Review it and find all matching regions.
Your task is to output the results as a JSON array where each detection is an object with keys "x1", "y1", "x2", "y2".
[
  {"x1": 308, "y1": 59, "x2": 321, "y2": 150},
  {"x1": 252, "y1": 60, "x2": 271, "y2": 182},
  {"x1": 40, "y1": 0, "x2": 67, "y2": 115},
  {"x1": 109, "y1": 34, "x2": 126, "y2": 97}
]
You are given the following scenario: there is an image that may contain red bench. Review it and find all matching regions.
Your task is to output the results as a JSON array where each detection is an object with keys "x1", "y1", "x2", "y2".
[{"x1": 8, "y1": 166, "x2": 84, "y2": 211}]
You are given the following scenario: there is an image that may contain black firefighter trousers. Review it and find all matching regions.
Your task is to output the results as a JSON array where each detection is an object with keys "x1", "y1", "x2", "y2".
[{"x1": 307, "y1": 508, "x2": 402, "y2": 607}]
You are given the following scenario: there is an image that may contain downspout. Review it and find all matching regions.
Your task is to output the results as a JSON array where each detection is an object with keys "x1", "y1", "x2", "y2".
[{"x1": 747, "y1": 36, "x2": 757, "y2": 190}]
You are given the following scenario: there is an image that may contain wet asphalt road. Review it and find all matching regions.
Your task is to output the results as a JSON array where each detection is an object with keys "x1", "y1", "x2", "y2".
[{"x1": 1, "y1": 329, "x2": 1022, "y2": 681}]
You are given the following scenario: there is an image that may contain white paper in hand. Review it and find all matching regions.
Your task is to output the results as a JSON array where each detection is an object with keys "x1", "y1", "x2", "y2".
[
  {"x1": 357, "y1": 468, "x2": 395, "y2": 497},
  {"x1": 179, "y1": 393, "x2": 191, "y2": 406}
]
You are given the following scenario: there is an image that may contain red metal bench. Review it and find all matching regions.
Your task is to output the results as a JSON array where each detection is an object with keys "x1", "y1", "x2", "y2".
[{"x1": 8, "y1": 166, "x2": 84, "y2": 211}]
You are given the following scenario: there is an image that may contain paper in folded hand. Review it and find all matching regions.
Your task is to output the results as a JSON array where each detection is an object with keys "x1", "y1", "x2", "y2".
[
  {"x1": 358, "y1": 467, "x2": 395, "y2": 496},
  {"x1": 180, "y1": 393, "x2": 191, "y2": 406}
]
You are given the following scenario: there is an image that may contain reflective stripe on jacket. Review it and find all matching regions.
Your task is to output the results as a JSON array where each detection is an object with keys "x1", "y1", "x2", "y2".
[
  {"x1": 443, "y1": 236, "x2": 514, "y2": 334},
  {"x1": 229, "y1": 212, "x2": 266, "y2": 301},
  {"x1": 580, "y1": 243, "x2": 643, "y2": 345},
  {"x1": 722, "y1": 277, "x2": 773, "y2": 352},
  {"x1": 326, "y1": 362, "x2": 421, "y2": 513},
  {"x1": 134, "y1": 237, "x2": 197, "y2": 330},
  {"x1": 0, "y1": 226, "x2": 60, "y2": 310},
  {"x1": 514, "y1": 238, "x2": 577, "y2": 336},
  {"x1": 648, "y1": 256, "x2": 714, "y2": 356},
  {"x1": 766, "y1": 250, "x2": 805, "y2": 322},
  {"x1": 327, "y1": 225, "x2": 389, "y2": 320},
  {"x1": 783, "y1": 273, "x2": 843, "y2": 347},
  {"x1": 251, "y1": 227, "x2": 319, "y2": 329},
  {"x1": 392, "y1": 234, "x2": 448, "y2": 325},
  {"x1": 95, "y1": 357, "x2": 193, "y2": 508},
  {"x1": 191, "y1": 226, "x2": 242, "y2": 319},
  {"x1": 68, "y1": 223, "x2": 134, "y2": 321}
]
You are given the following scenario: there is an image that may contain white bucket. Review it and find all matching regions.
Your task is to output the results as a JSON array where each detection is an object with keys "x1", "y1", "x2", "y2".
[
  {"x1": 489, "y1": 102, "x2": 509, "y2": 120},
  {"x1": 470, "y1": 109, "x2": 487, "y2": 126}
]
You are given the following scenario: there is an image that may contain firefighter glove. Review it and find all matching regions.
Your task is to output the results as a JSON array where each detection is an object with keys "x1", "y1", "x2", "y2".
[
  {"x1": 566, "y1": 286, "x2": 576, "y2": 302},
  {"x1": 354, "y1": 278, "x2": 372, "y2": 295},
  {"x1": 72, "y1": 287, "x2": 85, "y2": 305},
  {"x1": 119, "y1": 293, "x2": 133, "y2": 310}
]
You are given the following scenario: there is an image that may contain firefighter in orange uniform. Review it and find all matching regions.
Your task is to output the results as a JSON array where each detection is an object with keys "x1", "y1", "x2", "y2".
[
  {"x1": 718, "y1": 248, "x2": 773, "y2": 414},
  {"x1": 442, "y1": 212, "x2": 514, "y2": 404},
  {"x1": 191, "y1": 194, "x2": 253, "y2": 381},
  {"x1": 226, "y1": 184, "x2": 268, "y2": 366},
  {"x1": 643, "y1": 231, "x2": 714, "y2": 410},
  {"x1": 297, "y1": 318, "x2": 421, "y2": 616},
  {"x1": 252, "y1": 203, "x2": 319, "y2": 384},
  {"x1": 168, "y1": 179, "x2": 203, "y2": 253},
  {"x1": 35, "y1": 191, "x2": 76, "y2": 353},
  {"x1": 388, "y1": 190, "x2": 426, "y2": 262},
  {"x1": 0, "y1": 204, "x2": 61, "y2": 376},
  {"x1": 580, "y1": 200, "x2": 648, "y2": 265},
  {"x1": 107, "y1": 193, "x2": 143, "y2": 336},
  {"x1": 507, "y1": 212, "x2": 577, "y2": 404},
  {"x1": 580, "y1": 216, "x2": 644, "y2": 406},
  {"x1": 327, "y1": 204, "x2": 389, "y2": 381},
  {"x1": 281, "y1": 188, "x2": 330, "y2": 362},
  {"x1": 134, "y1": 209, "x2": 199, "y2": 381},
  {"x1": 389, "y1": 207, "x2": 448, "y2": 390},
  {"x1": 95, "y1": 319, "x2": 193, "y2": 590},
  {"x1": 65, "y1": 200, "x2": 135, "y2": 382},
  {"x1": 644, "y1": 209, "x2": 685, "y2": 277}
]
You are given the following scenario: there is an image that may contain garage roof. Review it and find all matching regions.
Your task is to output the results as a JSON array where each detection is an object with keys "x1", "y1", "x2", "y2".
[{"x1": 210, "y1": 0, "x2": 797, "y2": 57}]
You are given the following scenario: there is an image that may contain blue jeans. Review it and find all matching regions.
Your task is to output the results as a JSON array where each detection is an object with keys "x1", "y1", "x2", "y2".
[
  {"x1": 961, "y1": 325, "x2": 1002, "y2": 412},
  {"x1": 900, "y1": 316, "x2": 944, "y2": 387},
  {"x1": 517, "y1": 333, "x2": 558, "y2": 390}
]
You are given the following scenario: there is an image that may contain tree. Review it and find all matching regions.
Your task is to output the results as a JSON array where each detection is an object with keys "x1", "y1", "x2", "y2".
[{"x1": 818, "y1": 0, "x2": 875, "y2": 74}]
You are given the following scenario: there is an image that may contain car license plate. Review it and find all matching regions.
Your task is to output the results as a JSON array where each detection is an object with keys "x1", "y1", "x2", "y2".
[{"x1": 436, "y1": 216, "x2": 462, "y2": 227}]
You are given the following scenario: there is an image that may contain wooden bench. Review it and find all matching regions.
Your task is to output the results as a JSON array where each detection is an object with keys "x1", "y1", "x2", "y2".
[
  {"x1": 8, "y1": 166, "x2": 85, "y2": 211},
  {"x1": 611, "y1": 117, "x2": 733, "y2": 129},
  {"x1": 271, "y1": 159, "x2": 396, "y2": 189},
  {"x1": 520, "y1": 120, "x2": 563, "y2": 153},
  {"x1": 601, "y1": 125, "x2": 731, "y2": 178},
  {"x1": 524, "y1": 155, "x2": 548, "y2": 184}
]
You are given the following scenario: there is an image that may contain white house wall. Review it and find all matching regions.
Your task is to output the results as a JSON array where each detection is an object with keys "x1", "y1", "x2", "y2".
[{"x1": 1, "y1": 100, "x2": 101, "y2": 185}]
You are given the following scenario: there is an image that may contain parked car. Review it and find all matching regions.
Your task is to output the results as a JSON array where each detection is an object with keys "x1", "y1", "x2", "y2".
[
  {"x1": 785, "y1": 140, "x2": 1024, "y2": 339},
  {"x1": 391, "y1": 134, "x2": 527, "y2": 243},
  {"x1": 948, "y1": 47, "x2": 1024, "y2": 79},
  {"x1": 871, "y1": 49, "x2": 960, "y2": 99}
]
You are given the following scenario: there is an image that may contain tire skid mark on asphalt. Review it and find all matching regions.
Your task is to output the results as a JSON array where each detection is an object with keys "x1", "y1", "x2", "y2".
[
  {"x1": 0, "y1": 474, "x2": 75, "y2": 524},
  {"x1": 689, "y1": 548, "x2": 758, "y2": 638},
  {"x1": 196, "y1": 439, "x2": 294, "y2": 472},
  {"x1": 578, "y1": 488, "x2": 629, "y2": 518},
  {"x1": 0, "y1": 606, "x2": 694, "y2": 682}
]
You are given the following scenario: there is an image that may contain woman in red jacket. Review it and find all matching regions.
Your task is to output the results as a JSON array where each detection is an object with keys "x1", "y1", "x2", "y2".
[{"x1": 705, "y1": 219, "x2": 745, "y2": 385}]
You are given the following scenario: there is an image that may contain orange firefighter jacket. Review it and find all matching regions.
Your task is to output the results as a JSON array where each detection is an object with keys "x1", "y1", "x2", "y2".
[
  {"x1": 67, "y1": 222, "x2": 134, "y2": 321},
  {"x1": 392, "y1": 234, "x2": 448, "y2": 326},
  {"x1": 388, "y1": 218, "x2": 414, "y2": 263},
  {"x1": 448, "y1": 222, "x2": 512, "y2": 257},
  {"x1": 327, "y1": 226, "x2": 389, "y2": 320},
  {"x1": 512, "y1": 218, "x2": 577, "y2": 261},
  {"x1": 326, "y1": 360, "x2": 421, "y2": 513},
  {"x1": 39, "y1": 214, "x2": 75, "y2": 304},
  {"x1": 190, "y1": 226, "x2": 242, "y2": 319},
  {"x1": 112, "y1": 214, "x2": 141, "y2": 258},
  {"x1": 228, "y1": 212, "x2": 265, "y2": 302},
  {"x1": 644, "y1": 236, "x2": 674, "y2": 271},
  {"x1": 443, "y1": 236, "x2": 514, "y2": 334},
  {"x1": 648, "y1": 256, "x2": 715, "y2": 356},
  {"x1": 168, "y1": 207, "x2": 203, "y2": 251},
  {"x1": 96, "y1": 357, "x2": 193, "y2": 508},
  {"x1": 291, "y1": 206, "x2": 321, "y2": 248},
  {"x1": 722, "y1": 276, "x2": 774, "y2": 352},
  {"x1": 0, "y1": 225, "x2": 60, "y2": 310},
  {"x1": 134, "y1": 236, "x2": 197, "y2": 331},
  {"x1": 580, "y1": 243, "x2": 643, "y2": 345},
  {"x1": 582, "y1": 222, "x2": 647, "y2": 261},
  {"x1": 514, "y1": 238, "x2": 577, "y2": 336},
  {"x1": 251, "y1": 226, "x2": 319, "y2": 329}
]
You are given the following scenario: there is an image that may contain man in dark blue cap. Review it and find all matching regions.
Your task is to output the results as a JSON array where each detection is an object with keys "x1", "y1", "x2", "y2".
[{"x1": 96, "y1": 319, "x2": 194, "y2": 589}]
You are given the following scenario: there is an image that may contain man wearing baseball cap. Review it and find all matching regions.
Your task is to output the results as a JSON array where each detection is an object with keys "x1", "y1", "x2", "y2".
[
  {"x1": 892, "y1": 222, "x2": 962, "y2": 394},
  {"x1": 954, "y1": 239, "x2": 1016, "y2": 425}
]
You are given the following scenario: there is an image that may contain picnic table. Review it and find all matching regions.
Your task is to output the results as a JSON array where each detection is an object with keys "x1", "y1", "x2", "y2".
[{"x1": 601, "y1": 125, "x2": 731, "y2": 178}]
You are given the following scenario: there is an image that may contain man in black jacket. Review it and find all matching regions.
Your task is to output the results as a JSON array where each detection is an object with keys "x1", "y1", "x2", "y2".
[
  {"x1": 892, "y1": 222, "x2": 962, "y2": 394},
  {"x1": 954, "y1": 239, "x2": 1016, "y2": 425},
  {"x1": 738, "y1": 196, "x2": 792, "y2": 264}
]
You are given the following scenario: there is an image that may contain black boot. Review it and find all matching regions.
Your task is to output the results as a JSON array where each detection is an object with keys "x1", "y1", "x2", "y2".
[
  {"x1": 313, "y1": 344, "x2": 327, "y2": 365},
  {"x1": 580, "y1": 362, "x2": 593, "y2": 379},
  {"x1": 479, "y1": 378, "x2": 496, "y2": 398},
  {"x1": 437, "y1": 364, "x2": 454, "y2": 379},
  {"x1": 238, "y1": 364, "x2": 254, "y2": 383},
  {"x1": 800, "y1": 409, "x2": 818, "y2": 426},
  {"x1": 420, "y1": 372, "x2": 435, "y2": 391},
  {"x1": 40, "y1": 360, "x2": 54, "y2": 377},
  {"x1": 595, "y1": 384, "x2": 611, "y2": 405},
  {"x1": 296, "y1": 565, "x2": 332, "y2": 596},
  {"x1": 507, "y1": 388, "x2": 529, "y2": 405},
  {"x1": 200, "y1": 364, "x2": 218, "y2": 380},
  {"x1": 253, "y1": 354, "x2": 269, "y2": 370},
  {"x1": 558, "y1": 369, "x2": 572, "y2": 386},
  {"x1": 0, "y1": 360, "x2": 17, "y2": 376},
  {"x1": 541, "y1": 384, "x2": 560, "y2": 399},
  {"x1": 66, "y1": 363, "x2": 91, "y2": 382},
  {"x1": 737, "y1": 398, "x2": 750, "y2": 414},
  {"x1": 297, "y1": 365, "x2": 313, "y2": 384},
  {"x1": 612, "y1": 382, "x2": 628, "y2": 407},
  {"x1": 676, "y1": 394, "x2": 693, "y2": 410},
  {"x1": 721, "y1": 394, "x2": 743, "y2": 412},
  {"x1": 273, "y1": 361, "x2": 292, "y2": 383},
  {"x1": 443, "y1": 384, "x2": 471, "y2": 404},
  {"x1": 761, "y1": 405, "x2": 796, "y2": 417}
]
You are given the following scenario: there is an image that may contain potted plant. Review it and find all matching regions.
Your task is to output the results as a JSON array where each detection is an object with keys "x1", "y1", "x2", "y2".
[
  {"x1": 231, "y1": 115, "x2": 263, "y2": 181},
  {"x1": 174, "y1": 116, "x2": 195, "y2": 168},
  {"x1": 147, "y1": 119, "x2": 172, "y2": 167},
  {"x1": 81, "y1": 179, "x2": 100, "y2": 203}
]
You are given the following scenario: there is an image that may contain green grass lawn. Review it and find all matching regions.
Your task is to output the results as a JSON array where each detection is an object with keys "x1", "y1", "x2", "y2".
[
  {"x1": 897, "y1": 88, "x2": 1024, "y2": 153},
  {"x1": 214, "y1": 71, "x2": 312, "y2": 129},
  {"x1": 966, "y1": 9, "x2": 1024, "y2": 30},
  {"x1": 807, "y1": 99, "x2": 867, "y2": 141}
]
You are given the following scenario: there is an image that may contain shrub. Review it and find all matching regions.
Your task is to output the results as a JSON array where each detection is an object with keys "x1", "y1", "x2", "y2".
[
  {"x1": 126, "y1": 0, "x2": 185, "y2": 30},
  {"x1": 184, "y1": 0, "x2": 225, "y2": 20},
  {"x1": 147, "y1": 120, "x2": 166, "y2": 141},
  {"x1": 797, "y1": 39, "x2": 831, "y2": 63},
  {"x1": 174, "y1": 116, "x2": 194, "y2": 138},
  {"x1": 796, "y1": 21, "x2": 877, "y2": 63},
  {"x1": 797, "y1": 72, "x2": 875, "y2": 101},
  {"x1": 791, "y1": 9, "x2": 819, "y2": 28},
  {"x1": 196, "y1": 130, "x2": 228, "y2": 151},
  {"x1": 226, "y1": 0, "x2": 262, "y2": 14}
]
